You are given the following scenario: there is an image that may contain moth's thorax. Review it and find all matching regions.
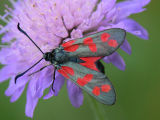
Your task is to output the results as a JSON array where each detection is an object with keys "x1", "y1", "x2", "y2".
[
  {"x1": 54, "y1": 48, "x2": 69, "y2": 63},
  {"x1": 43, "y1": 48, "x2": 69, "y2": 64}
]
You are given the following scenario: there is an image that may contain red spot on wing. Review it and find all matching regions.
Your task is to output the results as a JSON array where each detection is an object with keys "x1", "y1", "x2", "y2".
[
  {"x1": 101, "y1": 33, "x2": 110, "y2": 42},
  {"x1": 64, "y1": 44, "x2": 79, "y2": 52},
  {"x1": 58, "y1": 69, "x2": 69, "y2": 79},
  {"x1": 88, "y1": 44, "x2": 97, "y2": 52},
  {"x1": 101, "y1": 84, "x2": 111, "y2": 93},
  {"x1": 108, "y1": 40, "x2": 118, "y2": 48},
  {"x1": 61, "y1": 40, "x2": 76, "y2": 47},
  {"x1": 92, "y1": 86, "x2": 100, "y2": 96},
  {"x1": 83, "y1": 37, "x2": 93, "y2": 44},
  {"x1": 62, "y1": 40, "x2": 79, "y2": 52},
  {"x1": 83, "y1": 37, "x2": 97, "y2": 52},
  {"x1": 58, "y1": 66, "x2": 74, "y2": 79},
  {"x1": 77, "y1": 74, "x2": 93, "y2": 86},
  {"x1": 61, "y1": 66, "x2": 74, "y2": 76},
  {"x1": 80, "y1": 57, "x2": 101, "y2": 71}
]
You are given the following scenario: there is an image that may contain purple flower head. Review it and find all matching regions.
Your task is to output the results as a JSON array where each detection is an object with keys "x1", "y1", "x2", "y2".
[{"x1": 0, "y1": 0, "x2": 150, "y2": 118}]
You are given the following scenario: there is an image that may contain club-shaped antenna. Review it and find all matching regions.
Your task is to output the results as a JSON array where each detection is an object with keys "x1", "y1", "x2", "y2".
[
  {"x1": 15, "y1": 23, "x2": 44, "y2": 83},
  {"x1": 15, "y1": 58, "x2": 43, "y2": 83}
]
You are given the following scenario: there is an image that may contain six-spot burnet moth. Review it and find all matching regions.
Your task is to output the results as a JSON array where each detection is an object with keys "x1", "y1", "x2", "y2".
[{"x1": 15, "y1": 23, "x2": 126, "y2": 105}]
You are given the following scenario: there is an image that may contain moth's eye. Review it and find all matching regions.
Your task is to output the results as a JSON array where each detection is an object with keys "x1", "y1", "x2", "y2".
[
  {"x1": 43, "y1": 52, "x2": 50, "y2": 61},
  {"x1": 51, "y1": 49, "x2": 55, "y2": 53}
]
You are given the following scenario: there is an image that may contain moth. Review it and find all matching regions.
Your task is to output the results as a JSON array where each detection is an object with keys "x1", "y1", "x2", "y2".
[{"x1": 15, "y1": 23, "x2": 126, "y2": 105}]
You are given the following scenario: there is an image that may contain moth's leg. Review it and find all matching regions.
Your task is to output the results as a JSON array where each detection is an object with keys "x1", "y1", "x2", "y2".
[
  {"x1": 28, "y1": 64, "x2": 52, "y2": 76},
  {"x1": 50, "y1": 61, "x2": 62, "y2": 92},
  {"x1": 51, "y1": 68, "x2": 57, "y2": 92}
]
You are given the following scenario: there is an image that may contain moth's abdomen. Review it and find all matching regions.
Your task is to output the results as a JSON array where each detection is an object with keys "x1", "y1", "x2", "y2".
[{"x1": 69, "y1": 57, "x2": 84, "y2": 63}]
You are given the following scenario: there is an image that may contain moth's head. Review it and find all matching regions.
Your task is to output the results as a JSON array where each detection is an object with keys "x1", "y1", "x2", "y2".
[{"x1": 43, "y1": 52, "x2": 54, "y2": 62}]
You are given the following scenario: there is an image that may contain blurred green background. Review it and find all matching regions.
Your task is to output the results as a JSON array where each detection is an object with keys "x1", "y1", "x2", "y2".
[{"x1": 0, "y1": 0, "x2": 159, "y2": 120}]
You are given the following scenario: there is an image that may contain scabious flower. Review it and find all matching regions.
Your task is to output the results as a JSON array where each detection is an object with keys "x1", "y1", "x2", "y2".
[{"x1": 0, "y1": 0, "x2": 150, "y2": 118}]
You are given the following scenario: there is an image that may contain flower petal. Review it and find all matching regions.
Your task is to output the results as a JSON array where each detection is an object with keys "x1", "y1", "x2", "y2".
[
  {"x1": 25, "y1": 81, "x2": 39, "y2": 118},
  {"x1": 43, "y1": 88, "x2": 54, "y2": 100},
  {"x1": 132, "y1": 0, "x2": 151, "y2": 6},
  {"x1": 72, "y1": 0, "x2": 97, "y2": 25},
  {"x1": 10, "y1": 85, "x2": 25, "y2": 102},
  {"x1": 5, "y1": 76, "x2": 28, "y2": 97},
  {"x1": 98, "y1": 0, "x2": 116, "y2": 14},
  {"x1": 103, "y1": 52, "x2": 126, "y2": 70},
  {"x1": 67, "y1": 80, "x2": 83, "y2": 108},
  {"x1": 0, "y1": 66, "x2": 12, "y2": 83},
  {"x1": 116, "y1": 0, "x2": 150, "y2": 21},
  {"x1": 122, "y1": 19, "x2": 148, "y2": 40},
  {"x1": 61, "y1": 4, "x2": 75, "y2": 30},
  {"x1": 77, "y1": 0, "x2": 115, "y2": 31},
  {"x1": 120, "y1": 39, "x2": 132, "y2": 55},
  {"x1": 0, "y1": 47, "x2": 18, "y2": 65},
  {"x1": 34, "y1": 66, "x2": 54, "y2": 98},
  {"x1": 70, "y1": 29, "x2": 83, "y2": 39}
]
